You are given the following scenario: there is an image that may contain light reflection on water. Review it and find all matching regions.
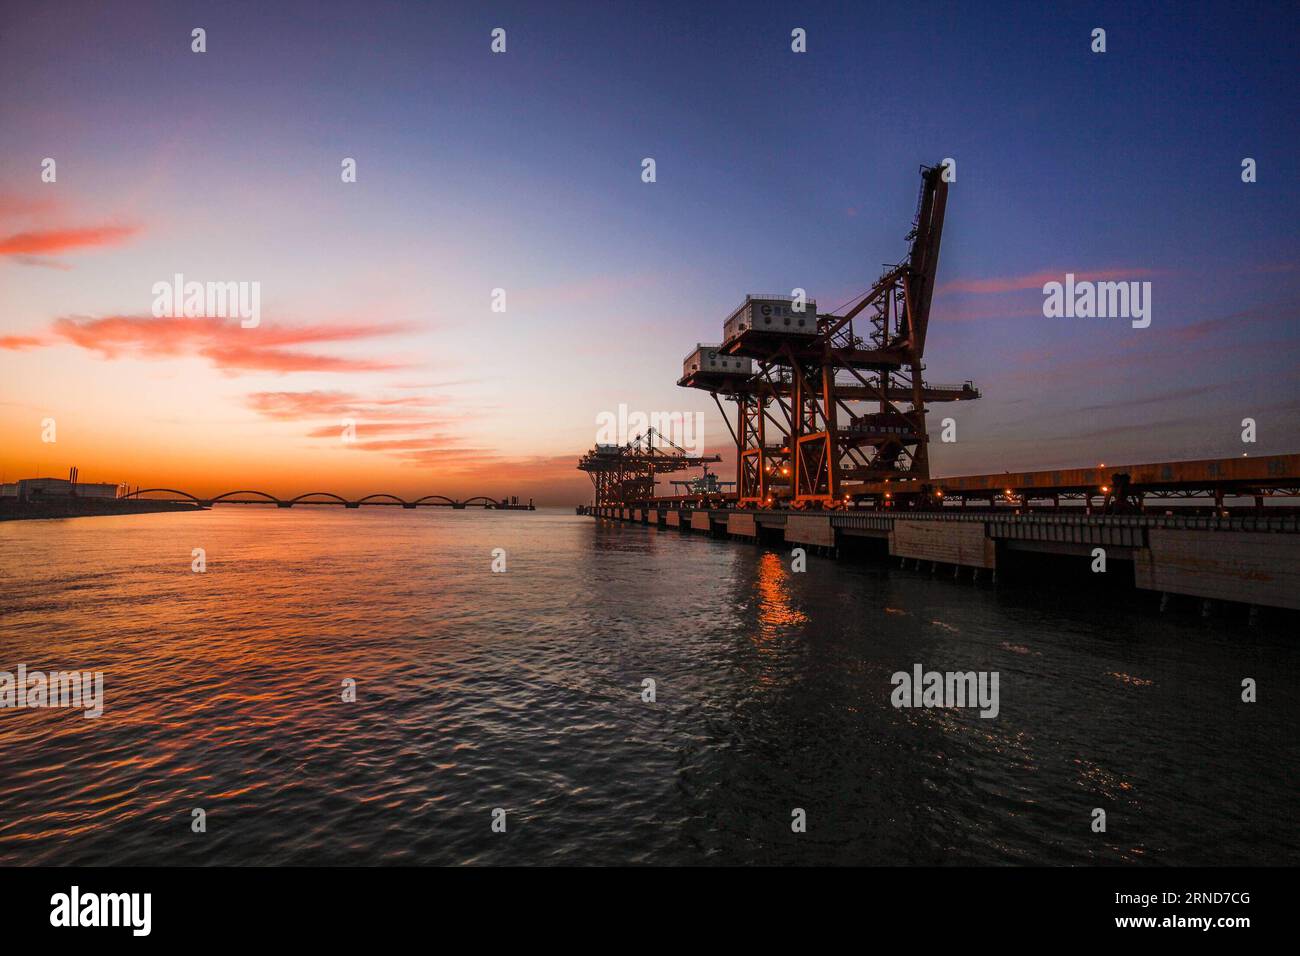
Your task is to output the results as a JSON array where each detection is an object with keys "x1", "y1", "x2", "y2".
[{"x1": 0, "y1": 508, "x2": 1295, "y2": 865}]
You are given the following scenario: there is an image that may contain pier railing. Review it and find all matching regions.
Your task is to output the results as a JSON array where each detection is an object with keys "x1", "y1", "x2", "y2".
[
  {"x1": 583, "y1": 505, "x2": 1297, "y2": 535},
  {"x1": 828, "y1": 511, "x2": 1298, "y2": 533}
]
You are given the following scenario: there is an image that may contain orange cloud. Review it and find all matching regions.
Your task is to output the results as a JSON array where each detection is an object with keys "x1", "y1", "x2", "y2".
[
  {"x1": 0, "y1": 334, "x2": 47, "y2": 350},
  {"x1": 199, "y1": 344, "x2": 401, "y2": 374},
  {"x1": 390, "y1": 449, "x2": 582, "y2": 485},
  {"x1": 303, "y1": 421, "x2": 443, "y2": 438},
  {"x1": 246, "y1": 390, "x2": 434, "y2": 420},
  {"x1": 49, "y1": 314, "x2": 409, "y2": 374},
  {"x1": 0, "y1": 194, "x2": 138, "y2": 266},
  {"x1": 242, "y1": 387, "x2": 518, "y2": 474},
  {"x1": 0, "y1": 225, "x2": 138, "y2": 257},
  {"x1": 245, "y1": 389, "x2": 477, "y2": 465}
]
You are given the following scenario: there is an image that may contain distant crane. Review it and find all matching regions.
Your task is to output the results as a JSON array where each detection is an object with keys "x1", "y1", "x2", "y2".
[{"x1": 577, "y1": 427, "x2": 721, "y2": 505}]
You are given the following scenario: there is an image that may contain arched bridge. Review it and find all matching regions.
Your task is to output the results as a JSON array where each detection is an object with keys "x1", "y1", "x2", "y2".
[{"x1": 124, "y1": 489, "x2": 535, "y2": 510}]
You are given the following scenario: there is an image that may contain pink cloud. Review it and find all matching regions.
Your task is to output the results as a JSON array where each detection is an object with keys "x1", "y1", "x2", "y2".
[
  {"x1": 303, "y1": 421, "x2": 445, "y2": 438},
  {"x1": 0, "y1": 195, "x2": 101, "y2": 322},
  {"x1": 245, "y1": 390, "x2": 476, "y2": 462},
  {"x1": 242, "y1": 387, "x2": 532, "y2": 475},
  {"x1": 0, "y1": 194, "x2": 138, "y2": 266},
  {"x1": 938, "y1": 305, "x2": 1045, "y2": 323},
  {"x1": 49, "y1": 314, "x2": 409, "y2": 374},
  {"x1": 0, "y1": 225, "x2": 138, "y2": 258},
  {"x1": 0, "y1": 334, "x2": 47, "y2": 350},
  {"x1": 939, "y1": 267, "x2": 1161, "y2": 295},
  {"x1": 199, "y1": 344, "x2": 401, "y2": 374},
  {"x1": 246, "y1": 390, "x2": 435, "y2": 420}
]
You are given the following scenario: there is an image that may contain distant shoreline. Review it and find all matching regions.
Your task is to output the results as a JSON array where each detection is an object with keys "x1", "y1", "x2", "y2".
[{"x1": 0, "y1": 499, "x2": 206, "y2": 521}]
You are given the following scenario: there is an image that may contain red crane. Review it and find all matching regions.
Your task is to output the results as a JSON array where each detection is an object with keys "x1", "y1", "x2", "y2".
[{"x1": 679, "y1": 163, "x2": 980, "y2": 508}]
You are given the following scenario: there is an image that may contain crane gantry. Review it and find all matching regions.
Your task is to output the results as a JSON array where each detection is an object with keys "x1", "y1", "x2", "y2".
[
  {"x1": 678, "y1": 162, "x2": 980, "y2": 508},
  {"x1": 577, "y1": 427, "x2": 722, "y2": 506}
]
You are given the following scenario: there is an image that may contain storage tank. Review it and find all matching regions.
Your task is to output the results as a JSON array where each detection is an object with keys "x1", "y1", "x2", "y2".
[
  {"x1": 722, "y1": 294, "x2": 817, "y2": 342},
  {"x1": 682, "y1": 344, "x2": 755, "y2": 380}
]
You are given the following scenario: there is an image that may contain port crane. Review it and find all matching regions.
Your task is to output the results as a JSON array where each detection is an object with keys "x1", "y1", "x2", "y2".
[
  {"x1": 678, "y1": 162, "x2": 980, "y2": 508},
  {"x1": 577, "y1": 427, "x2": 722, "y2": 506}
]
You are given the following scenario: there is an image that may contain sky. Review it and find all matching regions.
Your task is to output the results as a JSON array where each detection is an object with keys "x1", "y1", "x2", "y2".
[{"x1": 1, "y1": 0, "x2": 1298, "y2": 504}]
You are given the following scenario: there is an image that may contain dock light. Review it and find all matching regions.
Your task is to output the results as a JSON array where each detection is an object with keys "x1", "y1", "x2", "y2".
[
  {"x1": 1101, "y1": 485, "x2": 1110, "y2": 494},
  {"x1": 781, "y1": 467, "x2": 790, "y2": 475},
  {"x1": 935, "y1": 490, "x2": 943, "y2": 497},
  {"x1": 1004, "y1": 488, "x2": 1013, "y2": 497}
]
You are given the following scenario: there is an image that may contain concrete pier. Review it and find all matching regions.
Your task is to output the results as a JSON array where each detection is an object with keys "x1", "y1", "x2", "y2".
[
  {"x1": 785, "y1": 515, "x2": 835, "y2": 549},
  {"x1": 1135, "y1": 529, "x2": 1300, "y2": 612},
  {"x1": 891, "y1": 518, "x2": 994, "y2": 570},
  {"x1": 581, "y1": 505, "x2": 1300, "y2": 613}
]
